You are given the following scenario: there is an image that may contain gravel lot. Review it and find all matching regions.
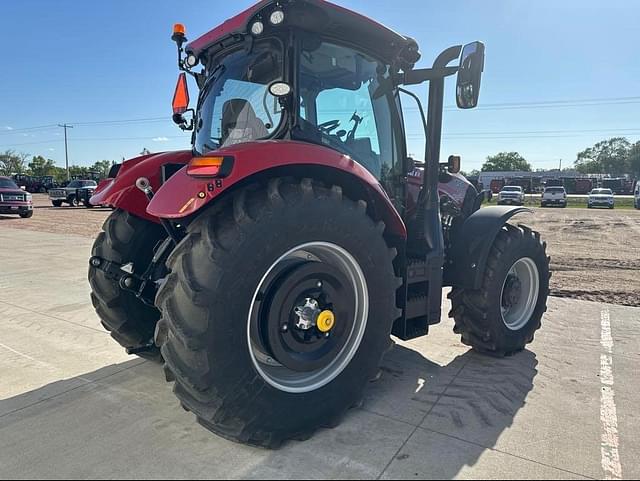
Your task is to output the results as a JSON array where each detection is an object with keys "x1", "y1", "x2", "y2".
[
  {"x1": 2, "y1": 194, "x2": 639, "y2": 307},
  {"x1": 524, "y1": 207, "x2": 640, "y2": 307}
]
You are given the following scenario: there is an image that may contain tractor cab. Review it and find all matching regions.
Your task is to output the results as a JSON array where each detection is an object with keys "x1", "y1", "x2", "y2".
[{"x1": 171, "y1": 0, "x2": 483, "y2": 208}]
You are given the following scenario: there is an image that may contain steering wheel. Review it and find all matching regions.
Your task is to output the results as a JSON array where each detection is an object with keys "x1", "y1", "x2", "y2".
[{"x1": 318, "y1": 119, "x2": 341, "y2": 134}]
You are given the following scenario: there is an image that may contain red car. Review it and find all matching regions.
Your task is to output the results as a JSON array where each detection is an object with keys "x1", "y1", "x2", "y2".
[{"x1": 0, "y1": 176, "x2": 34, "y2": 218}]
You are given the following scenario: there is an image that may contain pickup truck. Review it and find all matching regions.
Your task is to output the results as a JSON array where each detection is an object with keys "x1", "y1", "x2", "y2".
[
  {"x1": 48, "y1": 180, "x2": 97, "y2": 207},
  {"x1": 587, "y1": 188, "x2": 614, "y2": 209},
  {"x1": 541, "y1": 186, "x2": 567, "y2": 208},
  {"x1": 0, "y1": 176, "x2": 33, "y2": 218},
  {"x1": 497, "y1": 185, "x2": 525, "y2": 205}
]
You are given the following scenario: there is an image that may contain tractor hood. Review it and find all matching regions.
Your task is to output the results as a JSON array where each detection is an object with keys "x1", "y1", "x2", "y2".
[{"x1": 186, "y1": 0, "x2": 420, "y2": 69}]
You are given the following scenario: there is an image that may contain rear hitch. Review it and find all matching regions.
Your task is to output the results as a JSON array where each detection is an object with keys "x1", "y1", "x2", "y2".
[{"x1": 89, "y1": 256, "x2": 157, "y2": 307}]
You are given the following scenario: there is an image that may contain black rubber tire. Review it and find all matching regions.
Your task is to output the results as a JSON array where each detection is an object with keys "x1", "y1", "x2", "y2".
[
  {"x1": 20, "y1": 211, "x2": 34, "y2": 218},
  {"x1": 69, "y1": 195, "x2": 79, "y2": 207},
  {"x1": 448, "y1": 224, "x2": 550, "y2": 357},
  {"x1": 89, "y1": 209, "x2": 166, "y2": 362},
  {"x1": 52, "y1": 200, "x2": 63, "y2": 208},
  {"x1": 84, "y1": 201, "x2": 95, "y2": 209},
  {"x1": 155, "y1": 178, "x2": 401, "y2": 448}
]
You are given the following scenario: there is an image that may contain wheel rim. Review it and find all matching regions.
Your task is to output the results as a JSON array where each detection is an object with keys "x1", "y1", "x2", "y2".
[
  {"x1": 247, "y1": 242, "x2": 368, "y2": 394},
  {"x1": 500, "y1": 257, "x2": 540, "y2": 331}
]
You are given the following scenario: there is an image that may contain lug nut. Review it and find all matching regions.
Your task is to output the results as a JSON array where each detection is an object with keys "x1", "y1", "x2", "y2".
[
  {"x1": 90, "y1": 257, "x2": 101, "y2": 267},
  {"x1": 281, "y1": 324, "x2": 289, "y2": 333},
  {"x1": 124, "y1": 277, "x2": 134, "y2": 288},
  {"x1": 316, "y1": 281, "x2": 323, "y2": 288}
]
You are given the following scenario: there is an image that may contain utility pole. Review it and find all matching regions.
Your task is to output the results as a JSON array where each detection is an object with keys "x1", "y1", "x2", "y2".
[
  {"x1": 559, "y1": 158, "x2": 562, "y2": 171},
  {"x1": 58, "y1": 123, "x2": 74, "y2": 180}
]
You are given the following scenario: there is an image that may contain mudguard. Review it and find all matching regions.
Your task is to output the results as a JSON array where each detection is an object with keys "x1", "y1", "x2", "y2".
[
  {"x1": 146, "y1": 140, "x2": 407, "y2": 239},
  {"x1": 90, "y1": 151, "x2": 192, "y2": 223},
  {"x1": 444, "y1": 206, "x2": 532, "y2": 289}
]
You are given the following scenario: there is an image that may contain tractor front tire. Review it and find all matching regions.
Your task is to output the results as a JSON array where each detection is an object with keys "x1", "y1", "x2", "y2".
[
  {"x1": 449, "y1": 224, "x2": 550, "y2": 356},
  {"x1": 89, "y1": 209, "x2": 166, "y2": 361},
  {"x1": 52, "y1": 200, "x2": 63, "y2": 208},
  {"x1": 156, "y1": 178, "x2": 400, "y2": 448}
]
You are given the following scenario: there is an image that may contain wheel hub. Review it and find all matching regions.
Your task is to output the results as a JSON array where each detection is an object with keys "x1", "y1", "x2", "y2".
[
  {"x1": 254, "y1": 261, "x2": 354, "y2": 373},
  {"x1": 247, "y1": 242, "x2": 368, "y2": 393},
  {"x1": 294, "y1": 298, "x2": 322, "y2": 330},
  {"x1": 500, "y1": 257, "x2": 540, "y2": 331},
  {"x1": 502, "y1": 274, "x2": 522, "y2": 308}
]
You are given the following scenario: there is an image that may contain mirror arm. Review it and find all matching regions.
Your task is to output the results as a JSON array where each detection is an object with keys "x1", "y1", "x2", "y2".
[
  {"x1": 399, "y1": 66, "x2": 458, "y2": 86},
  {"x1": 173, "y1": 108, "x2": 195, "y2": 131}
]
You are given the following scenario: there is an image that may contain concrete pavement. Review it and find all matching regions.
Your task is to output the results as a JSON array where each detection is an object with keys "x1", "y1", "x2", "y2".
[{"x1": 0, "y1": 227, "x2": 638, "y2": 479}]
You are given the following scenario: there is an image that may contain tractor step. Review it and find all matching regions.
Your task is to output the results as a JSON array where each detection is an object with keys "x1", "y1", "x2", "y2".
[
  {"x1": 405, "y1": 293, "x2": 428, "y2": 320},
  {"x1": 407, "y1": 257, "x2": 428, "y2": 284}
]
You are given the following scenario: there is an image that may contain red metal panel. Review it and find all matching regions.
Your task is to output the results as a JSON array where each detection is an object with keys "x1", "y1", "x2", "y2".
[
  {"x1": 146, "y1": 140, "x2": 407, "y2": 238},
  {"x1": 90, "y1": 151, "x2": 191, "y2": 223}
]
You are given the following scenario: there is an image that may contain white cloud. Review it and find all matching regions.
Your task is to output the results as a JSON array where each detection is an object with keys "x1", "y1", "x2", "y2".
[
  {"x1": 48, "y1": 148, "x2": 55, "y2": 152},
  {"x1": 4, "y1": 126, "x2": 13, "y2": 130},
  {"x1": 152, "y1": 136, "x2": 170, "y2": 142}
]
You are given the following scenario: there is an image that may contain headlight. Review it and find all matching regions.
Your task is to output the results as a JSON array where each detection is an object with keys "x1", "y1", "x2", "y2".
[
  {"x1": 25, "y1": 193, "x2": 32, "y2": 201},
  {"x1": 269, "y1": 9, "x2": 285, "y2": 25},
  {"x1": 185, "y1": 54, "x2": 199, "y2": 68},
  {"x1": 251, "y1": 21, "x2": 264, "y2": 35}
]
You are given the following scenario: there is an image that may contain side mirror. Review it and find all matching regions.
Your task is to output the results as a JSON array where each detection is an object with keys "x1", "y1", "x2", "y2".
[
  {"x1": 448, "y1": 155, "x2": 461, "y2": 174},
  {"x1": 456, "y1": 41, "x2": 485, "y2": 109}
]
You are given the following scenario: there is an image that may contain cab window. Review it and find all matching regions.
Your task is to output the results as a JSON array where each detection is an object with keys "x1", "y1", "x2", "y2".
[{"x1": 297, "y1": 40, "x2": 400, "y2": 183}]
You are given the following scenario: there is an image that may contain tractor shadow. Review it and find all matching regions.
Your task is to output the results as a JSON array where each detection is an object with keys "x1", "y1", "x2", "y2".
[
  {"x1": 0, "y1": 345, "x2": 537, "y2": 479},
  {"x1": 363, "y1": 343, "x2": 538, "y2": 478}
]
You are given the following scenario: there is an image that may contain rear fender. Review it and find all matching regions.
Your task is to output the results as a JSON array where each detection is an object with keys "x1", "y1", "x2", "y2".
[
  {"x1": 90, "y1": 151, "x2": 191, "y2": 223},
  {"x1": 444, "y1": 206, "x2": 532, "y2": 289},
  {"x1": 147, "y1": 141, "x2": 406, "y2": 238}
]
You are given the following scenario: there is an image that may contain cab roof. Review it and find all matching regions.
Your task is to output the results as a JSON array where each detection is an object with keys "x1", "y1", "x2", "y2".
[{"x1": 186, "y1": 0, "x2": 420, "y2": 69}]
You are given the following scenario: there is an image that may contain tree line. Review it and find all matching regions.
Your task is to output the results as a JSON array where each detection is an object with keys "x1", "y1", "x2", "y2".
[
  {"x1": 477, "y1": 137, "x2": 640, "y2": 176},
  {"x1": 0, "y1": 150, "x2": 115, "y2": 181}
]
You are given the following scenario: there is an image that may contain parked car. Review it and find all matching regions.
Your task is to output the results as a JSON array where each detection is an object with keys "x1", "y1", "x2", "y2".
[
  {"x1": 634, "y1": 181, "x2": 640, "y2": 209},
  {"x1": 541, "y1": 186, "x2": 567, "y2": 208},
  {"x1": 48, "y1": 180, "x2": 98, "y2": 207},
  {"x1": 498, "y1": 185, "x2": 525, "y2": 205},
  {"x1": 588, "y1": 188, "x2": 615, "y2": 209},
  {"x1": 0, "y1": 176, "x2": 33, "y2": 218}
]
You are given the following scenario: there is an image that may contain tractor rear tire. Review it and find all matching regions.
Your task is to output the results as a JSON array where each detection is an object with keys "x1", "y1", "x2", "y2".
[
  {"x1": 449, "y1": 224, "x2": 550, "y2": 356},
  {"x1": 156, "y1": 178, "x2": 401, "y2": 448},
  {"x1": 89, "y1": 209, "x2": 166, "y2": 362},
  {"x1": 52, "y1": 201, "x2": 63, "y2": 208}
]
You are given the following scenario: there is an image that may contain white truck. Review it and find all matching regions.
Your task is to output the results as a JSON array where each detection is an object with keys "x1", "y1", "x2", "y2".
[
  {"x1": 540, "y1": 186, "x2": 567, "y2": 208},
  {"x1": 497, "y1": 185, "x2": 525, "y2": 206}
]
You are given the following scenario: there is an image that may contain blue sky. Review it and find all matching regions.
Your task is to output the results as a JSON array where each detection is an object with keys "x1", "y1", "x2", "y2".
[{"x1": 1, "y1": 0, "x2": 638, "y2": 171}]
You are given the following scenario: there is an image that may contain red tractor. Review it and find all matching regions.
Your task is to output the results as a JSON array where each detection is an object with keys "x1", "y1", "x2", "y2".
[{"x1": 89, "y1": 0, "x2": 550, "y2": 448}]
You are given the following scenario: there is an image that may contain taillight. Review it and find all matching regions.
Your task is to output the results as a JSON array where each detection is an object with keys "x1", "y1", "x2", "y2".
[{"x1": 186, "y1": 156, "x2": 234, "y2": 178}]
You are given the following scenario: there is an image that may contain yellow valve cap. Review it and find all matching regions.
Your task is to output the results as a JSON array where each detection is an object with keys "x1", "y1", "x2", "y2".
[{"x1": 316, "y1": 310, "x2": 335, "y2": 333}]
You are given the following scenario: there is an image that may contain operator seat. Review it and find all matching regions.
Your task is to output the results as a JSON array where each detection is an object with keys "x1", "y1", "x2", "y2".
[
  {"x1": 348, "y1": 137, "x2": 382, "y2": 178},
  {"x1": 221, "y1": 99, "x2": 269, "y2": 147}
]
